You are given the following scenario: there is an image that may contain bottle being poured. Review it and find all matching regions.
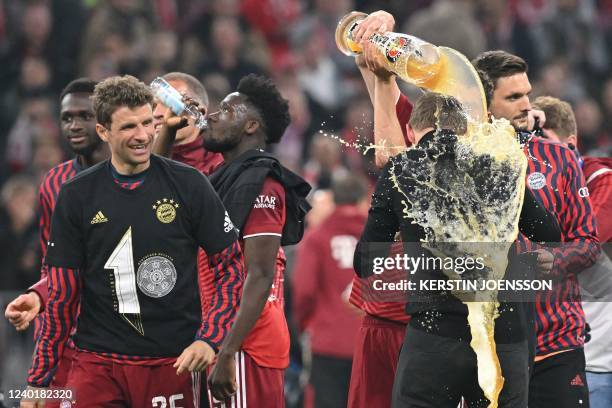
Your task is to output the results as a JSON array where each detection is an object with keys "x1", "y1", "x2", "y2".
[
  {"x1": 150, "y1": 77, "x2": 207, "y2": 128},
  {"x1": 335, "y1": 11, "x2": 487, "y2": 123}
]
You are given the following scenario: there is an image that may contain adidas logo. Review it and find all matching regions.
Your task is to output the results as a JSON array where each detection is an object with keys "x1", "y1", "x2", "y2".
[
  {"x1": 223, "y1": 211, "x2": 235, "y2": 233},
  {"x1": 570, "y1": 374, "x2": 584, "y2": 387},
  {"x1": 91, "y1": 211, "x2": 109, "y2": 224}
]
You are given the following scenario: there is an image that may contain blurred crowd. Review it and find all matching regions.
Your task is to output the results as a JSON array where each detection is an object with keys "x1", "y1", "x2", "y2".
[{"x1": 0, "y1": 0, "x2": 611, "y2": 404}]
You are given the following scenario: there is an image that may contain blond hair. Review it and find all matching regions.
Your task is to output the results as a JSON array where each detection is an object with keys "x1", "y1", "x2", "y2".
[{"x1": 532, "y1": 96, "x2": 577, "y2": 139}]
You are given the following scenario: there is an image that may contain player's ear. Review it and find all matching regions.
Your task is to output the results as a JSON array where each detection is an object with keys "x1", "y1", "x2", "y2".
[
  {"x1": 566, "y1": 134, "x2": 578, "y2": 148},
  {"x1": 244, "y1": 119, "x2": 260, "y2": 135},
  {"x1": 406, "y1": 124, "x2": 416, "y2": 145},
  {"x1": 96, "y1": 123, "x2": 110, "y2": 142}
]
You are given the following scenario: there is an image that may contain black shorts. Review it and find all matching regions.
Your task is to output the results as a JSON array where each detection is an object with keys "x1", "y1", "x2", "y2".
[
  {"x1": 392, "y1": 328, "x2": 528, "y2": 408},
  {"x1": 529, "y1": 348, "x2": 590, "y2": 408}
]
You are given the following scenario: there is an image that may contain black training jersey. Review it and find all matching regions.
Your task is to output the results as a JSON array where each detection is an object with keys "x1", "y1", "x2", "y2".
[{"x1": 44, "y1": 155, "x2": 239, "y2": 357}]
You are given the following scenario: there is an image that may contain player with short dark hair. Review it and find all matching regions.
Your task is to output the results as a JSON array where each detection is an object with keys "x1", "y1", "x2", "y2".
[
  {"x1": 474, "y1": 51, "x2": 600, "y2": 408},
  {"x1": 203, "y1": 74, "x2": 311, "y2": 407},
  {"x1": 4, "y1": 78, "x2": 109, "y2": 405},
  {"x1": 24, "y1": 75, "x2": 245, "y2": 408}
]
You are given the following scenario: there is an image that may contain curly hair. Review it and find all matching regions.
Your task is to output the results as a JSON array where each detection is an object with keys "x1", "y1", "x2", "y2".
[
  {"x1": 237, "y1": 74, "x2": 290, "y2": 144},
  {"x1": 92, "y1": 75, "x2": 153, "y2": 127}
]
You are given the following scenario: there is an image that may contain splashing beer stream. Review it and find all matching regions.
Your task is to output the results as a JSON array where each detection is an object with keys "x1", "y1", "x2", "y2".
[{"x1": 334, "y1": 12, "x2": 530, "y2": 406}]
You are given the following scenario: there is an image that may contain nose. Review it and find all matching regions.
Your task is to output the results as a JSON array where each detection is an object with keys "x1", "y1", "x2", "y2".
[
  {"x1": 69, "y1": 118, "x2": 84, "y2": 131},
  {"x1": 153, "y1": 104, "x2": 167, "y2": 124},
  {"x1": 520, "y1": 95, "x2": 532, "y2": 111}
]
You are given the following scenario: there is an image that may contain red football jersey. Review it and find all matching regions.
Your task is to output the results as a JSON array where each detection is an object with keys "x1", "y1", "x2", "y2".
[
  {"x1": 170, "y1": 135, "x2": 224, "y2": 176},
  {"x1": 240, "y1": 177, "x2": 290, "y2": 369},
  {"x1": 348, "y1": 92, "x2": 413, "y2": 323},
  {"x1": 292, "y1": 205, "x2": 367, "y2": 358},
  {"x1": 583, "y1": 156, "x2": 612, "y2": 243}
]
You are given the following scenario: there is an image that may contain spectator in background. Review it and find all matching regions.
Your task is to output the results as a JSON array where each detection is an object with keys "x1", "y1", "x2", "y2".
[
  {"x1": 404, "y1": 0, "x2": 486, "y2": 60},
  {"x1": 197, "y1": 16, "x2": 265, "y2": 89},
  {"x1": 240, "y1": 0, "x2": 301, "y2": 67},
  {"x1": 302, "y1": 134, "x2": 348, "y2": 190},
  {"x1": 338, "y1": 94, "x2": 374, "y2": 172},
  {"x1": 0, "y1": 175, "x2": 38, "y2": 291},
  {"x1": 275, "y1": 71, "x2": 315, "y2": 171},
  {"x1": 292, "y1": 173, "x2": 367, "y2": 408},
  {"x1": 79, "y1": 0, "x2": 155, "y2": 77},
  {"x1": 574, "y1": 98, "x2": 607, "y2": 154},
  {"x1": 292, "y1": 17, "x2": 347, "y2": 130},
  {"x1": 5, "y1": 91, "x2": 59, "y2": 174}
]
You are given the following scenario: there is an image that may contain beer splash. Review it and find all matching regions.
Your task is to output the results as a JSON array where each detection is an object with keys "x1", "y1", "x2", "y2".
[{"x1": 388, "y1": 118, "x2": 527, "y2": 407}]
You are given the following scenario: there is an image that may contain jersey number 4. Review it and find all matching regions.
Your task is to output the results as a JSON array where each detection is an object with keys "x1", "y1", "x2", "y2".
[{"x1": 105, "y1": 227, "x2": 144, "y2": 335}]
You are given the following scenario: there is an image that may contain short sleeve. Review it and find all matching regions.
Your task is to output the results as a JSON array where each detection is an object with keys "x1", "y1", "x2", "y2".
[
  {"x1": 242, "y1": 177, "x2": 286, "y2": 239},
  {"x1": 190, "y1": 170, "x2": 239, "y2": 255},
  {"x1": 44, "y1": 186, "x2": 85, "y2": 269}
]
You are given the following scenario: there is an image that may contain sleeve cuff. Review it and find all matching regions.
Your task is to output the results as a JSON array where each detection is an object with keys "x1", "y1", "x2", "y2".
[{"x1": 27, "y1": 279, "x2": 48, "y2": 313}]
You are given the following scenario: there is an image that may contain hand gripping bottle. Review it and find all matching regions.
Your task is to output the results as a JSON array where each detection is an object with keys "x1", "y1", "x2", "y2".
[
  {"x1": 336, "y1": 11, "x2": 486, "y2": 122},
  {"x1": 150, "y1": 77, "x2": 207, "y2": 128}
]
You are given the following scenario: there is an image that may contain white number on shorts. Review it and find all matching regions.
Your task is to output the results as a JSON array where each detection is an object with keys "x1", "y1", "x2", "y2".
[
  {"x1": 105, "y1": 227, "x2": 143, "y2": 334},
  {"x1": 152, "y1": 394, "x2": 184, "y2": 408},
  {"x1": 330, "y1": 235, "x2": 358, "y2": 269}
]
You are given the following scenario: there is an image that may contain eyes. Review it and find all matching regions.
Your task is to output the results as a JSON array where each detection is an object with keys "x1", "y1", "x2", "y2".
[
  {"x1": 119, "y1": 118, "x2": 153, "y2": 131},
  {"x1": 61, "y1": 112, "x2": 95, "y2": 123}
]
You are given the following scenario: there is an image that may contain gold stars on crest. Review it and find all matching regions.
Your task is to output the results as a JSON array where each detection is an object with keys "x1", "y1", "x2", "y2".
[{"x1": 152, "y1": 198, "x2": 179, "y2": 223}]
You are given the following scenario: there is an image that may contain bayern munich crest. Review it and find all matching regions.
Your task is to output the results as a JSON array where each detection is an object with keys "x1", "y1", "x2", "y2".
[
  {"x1": 137, "y1": 255, "x2": 177, "y2": 298},
  {"x1": 152, "y1": 198, "x2": 179, "y2": 223}
]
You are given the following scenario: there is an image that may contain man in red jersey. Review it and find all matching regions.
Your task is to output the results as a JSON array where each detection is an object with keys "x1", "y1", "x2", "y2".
[
  {"x1": 473, "y1": 51, "x2": 600, "y2": 408},
  {"x1": 201, "y1": 74, "x2": 311, "y2": 407},
  {"x1": 292, "y1": 174, "x2": 368, "y2": 408},
  {"x1": 532, "y1": 95, "x2": 612, "y2": 408},
  {"x1": 4, "y1": 78, "x2": 109, "y2": 401},
  {"x1": 152, "y1": 72, "x2": 224, "y2": 175}
]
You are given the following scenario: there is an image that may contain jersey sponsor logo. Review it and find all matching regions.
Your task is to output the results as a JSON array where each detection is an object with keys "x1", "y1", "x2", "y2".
[
  {"x1": 224, "y1": 211, "x2": 235, "y2": 233},
  {"x1": 527, "y1": 172, "x2": 547, "y2": 190},
  {"x1": 152, "y1": 198, "x2": 179, "y2": 224},
  {"x1": 578, "y1": 187, "x2": 589, "y2": 198},
  {"x1": 90, "y1": 210, "x2": 109, "y2": 224},
  {"x1": 253, "y1": 194, "x2": 277, "y2": 209},
  {"x1": 136, "y1": 254, "x2": 177, "y2": 298}
]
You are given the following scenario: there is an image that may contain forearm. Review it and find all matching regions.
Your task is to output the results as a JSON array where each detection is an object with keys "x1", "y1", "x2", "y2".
[
  {"x1": 358, "y1": 64, "x2": 376, "y2": 105},
  {"x1": 374, "y1": 77, "x2": 404, "y2": 167},
  {"x1": 152, "y1": 125, "x2": 178, "y2": 157},
  {"x1": 197, "y1": 241, "x2": 244, "y2": 350},
  {"x1": 218, "y1": 270, "x2": 273, "y2": 356},
  {"x1": 27, "y1": 266, "x2": 80, "y2": 387}
]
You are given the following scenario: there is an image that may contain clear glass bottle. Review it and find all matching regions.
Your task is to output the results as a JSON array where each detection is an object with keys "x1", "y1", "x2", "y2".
[{"x1": 150, "y1": 77, "x2": 207, "y2": 128}]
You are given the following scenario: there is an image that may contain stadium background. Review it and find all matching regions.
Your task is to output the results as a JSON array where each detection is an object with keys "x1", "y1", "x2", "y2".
[{"x1": 0, "y1": 0, "x2": 610, "y2": 406}]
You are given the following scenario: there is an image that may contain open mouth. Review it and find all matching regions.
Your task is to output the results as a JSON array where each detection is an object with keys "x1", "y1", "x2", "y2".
[
  {"x1": 128, "y1": 143, "x2": 150, "y2": 155},
  {"x1": 68, "y1": 135, "x2": 87, "y2": 144}
]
